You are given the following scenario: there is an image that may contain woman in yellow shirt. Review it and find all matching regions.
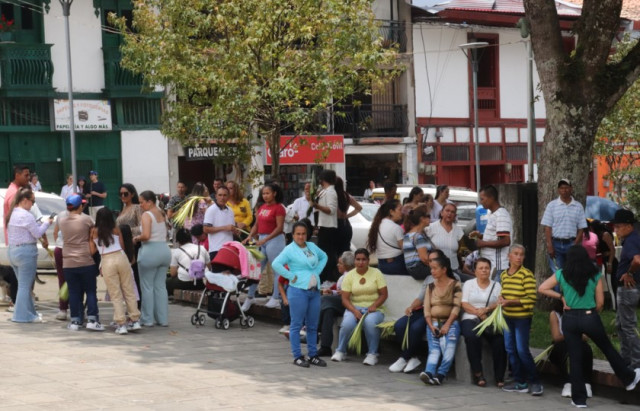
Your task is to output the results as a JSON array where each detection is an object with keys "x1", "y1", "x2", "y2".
[
  {"x1": 226, "y1": 181, "x2": 253, "y2": 233},
  {"x1": 331, "y1": 248, "x2": 388, "y2": 366}
]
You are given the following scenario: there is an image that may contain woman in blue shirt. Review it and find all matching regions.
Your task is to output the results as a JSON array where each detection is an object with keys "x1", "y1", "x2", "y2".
[
  {"x1": 272, "y1": 222, "x2": 328, "y2": 368},
  {"x1": 539, "y1": 245, "x2": 640, "y2": 408}
]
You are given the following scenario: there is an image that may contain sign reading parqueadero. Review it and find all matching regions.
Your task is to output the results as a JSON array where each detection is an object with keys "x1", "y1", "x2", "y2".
[{"x1": 184, "y1": 145, "x2": 238, "y2": 161}]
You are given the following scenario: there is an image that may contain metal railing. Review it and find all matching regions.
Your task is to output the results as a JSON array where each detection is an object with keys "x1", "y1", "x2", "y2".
[
  {"x1": 103, "y1": 47, "x2": 144, "y2": 95},
  {"x1": 0, "y1": 43, "x2": 53, "y2": 93},
  {"x1": 377, "y1": 21, "x2": 407, "y2": 53}
]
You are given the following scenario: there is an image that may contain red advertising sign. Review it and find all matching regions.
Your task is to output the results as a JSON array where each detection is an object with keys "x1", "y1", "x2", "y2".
[{"x1": 265, "y1": 135, "x2": 345, "y2": 165}]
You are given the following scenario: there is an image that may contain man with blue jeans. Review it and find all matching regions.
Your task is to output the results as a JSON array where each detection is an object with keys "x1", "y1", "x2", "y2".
[
  {"x1": 541, "y1": 179, "x2": 587, "y2": 273},
  {"x1": 613, "y1": 209, "x2": 640, "y2": 369}
]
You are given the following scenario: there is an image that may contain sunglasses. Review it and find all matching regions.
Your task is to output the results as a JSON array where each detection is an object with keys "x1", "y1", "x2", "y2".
[{"x1": 119, "y1": 191, "x2": 130, "y2": 197}]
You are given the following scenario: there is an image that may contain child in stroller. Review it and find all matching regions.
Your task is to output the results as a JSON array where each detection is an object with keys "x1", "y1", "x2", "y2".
[{"x1": 190, "y1": 241, "x2": 259, "y2": 330}]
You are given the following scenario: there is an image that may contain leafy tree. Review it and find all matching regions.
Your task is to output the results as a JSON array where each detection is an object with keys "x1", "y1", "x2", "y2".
[
  {"x1": 114, "y1": 0, "x2": 400, "y2": 182},
  {"x1": 523, "y1": 0, "x2": 640, "y2": 286},
  {"x1": 593, "y1": 37, "x2": 640, "y2": 203}
]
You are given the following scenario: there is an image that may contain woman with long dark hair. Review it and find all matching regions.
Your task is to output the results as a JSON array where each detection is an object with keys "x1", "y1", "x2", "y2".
[
  {"x1": 539, "y1": 245, "x2": 640, "y2": 407},
  {"x1": 184, "y1": 182, "x2": 212, "y2": 242},
  {"x1": 366, "y1": 199, "x2": 406, "y2": 274},
  {"x1": 335, "y1": 177, "x2": 362, "y2": 255},
  {"x1": 90, "y1": 207, "x2": 141, "y2": 335},
  {"x1": 591, "y1": 220, "x2": 618, "y2": 299},
  {"x1": 403, "y1": 186, "x2": 424, "y2": 213},
  {"x1": 242, "y1": 183, "x2": 287, "y2": 310},
  {"x1": 430, "y1": 184, "x2": 450, "y2": 221},
  {"x1": 116, "y1": 183, "x2": 142, "y2": 305},
  {"x1": 420, "y1": 254, "x2": 462, "y2": 385},
  {"x1": 310, "y1": 170, "x2": 339, "y2": 282},
  {"x1": 402, "y1": 205, "x2": 433, "y2": 280}
]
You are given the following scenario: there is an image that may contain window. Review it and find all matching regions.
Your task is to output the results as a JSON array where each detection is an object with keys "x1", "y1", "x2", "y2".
[
  {"x1": 468, "y1": 34, "x2": 499, "y2": 120},
  {"x1": 0, "y1": 1, "x2": 44, "y2": 43},
  {"x1": 98, "y1": 0, "x2": 134, "y2": 47}
]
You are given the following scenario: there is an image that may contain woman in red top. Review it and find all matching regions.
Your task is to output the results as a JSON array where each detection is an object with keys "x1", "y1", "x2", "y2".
[{"x1": 242, "y1": 183, "x2": 286, "y2": 310}]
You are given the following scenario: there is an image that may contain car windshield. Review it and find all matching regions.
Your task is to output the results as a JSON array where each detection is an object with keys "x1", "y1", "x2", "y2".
[
  {"x1": 359, "y1": 203, "x2": 379, "y2": 221},
  {"x1": 455, "y1": 202, "x2": 476, "y2": 221},
  {"x1": 35, "y1": 196, "x2": 66, "y2": 216}
]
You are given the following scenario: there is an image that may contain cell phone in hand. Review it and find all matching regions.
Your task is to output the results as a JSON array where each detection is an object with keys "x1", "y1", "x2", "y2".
[
  {"x1": 433, "y1": 328, "x2": 441, "y2": 338},
  {"x1": 49, "y1": 212, "x2": 57, "y2": 220}
]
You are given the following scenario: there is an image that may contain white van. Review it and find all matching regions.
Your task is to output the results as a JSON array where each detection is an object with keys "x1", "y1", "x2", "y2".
[{"x1": 370, "y1": 184, "x2": 478, "y2": 230}]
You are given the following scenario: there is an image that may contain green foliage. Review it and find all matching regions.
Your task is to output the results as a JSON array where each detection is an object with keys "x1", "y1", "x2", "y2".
[
  {"x1": 594, "y1": 36, "x2": 640, "y2": 203},
  {"x1": 113, "y1": 0, "x2": 401, "y2": 182}
]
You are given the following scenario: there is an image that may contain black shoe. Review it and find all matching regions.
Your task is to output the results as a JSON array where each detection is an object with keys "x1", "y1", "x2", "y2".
[
  {"x1": 293, "y1": 356, "x2": 310, "y2": 368},
  {"x1": 317, "y1": 346, "x2": 332, "y2": 357},
  {"x1": 308, "y1": 355, "x2": 327, "y2": 367},
  {"x1": 436, "y1": 374, "x2": 446, "y2": 384}
]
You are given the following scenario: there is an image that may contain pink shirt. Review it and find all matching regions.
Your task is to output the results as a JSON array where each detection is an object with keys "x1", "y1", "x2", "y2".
[{"x1": 582, "y1": 233, "x2": 598, "y2": 261}]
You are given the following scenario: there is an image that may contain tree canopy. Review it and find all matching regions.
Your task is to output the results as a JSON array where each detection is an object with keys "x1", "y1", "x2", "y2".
[{"x1": 115, "y1": 0, "x2": 400, "y2": 182}]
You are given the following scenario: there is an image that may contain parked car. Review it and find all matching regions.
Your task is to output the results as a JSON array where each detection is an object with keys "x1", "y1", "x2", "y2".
[
  {"x1": 0, "y1": 189, "x2": 67, "y2": 271},
  {"x1": 370, "y1": 184, "x2": 478, "y2": 230}
]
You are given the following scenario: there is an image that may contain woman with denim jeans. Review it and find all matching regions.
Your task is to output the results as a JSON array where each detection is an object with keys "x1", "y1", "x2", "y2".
[
  {"x1": 242, "y1": 183, "x2": 286, "y2": 311},
  {"x1": 539, "y1": 245, "x2": 640, "y2": 408},
  {"x1": 332, "y1": 248, "x2": 388, "y2": 366},
  {"x1": 58, "y1": 194, "x2": 102, "y2": 331},
  {"x1": 499, "y1": 244, "x2": 542, "y2": 396},
  {"x1": 419, "y1": 254, "x2": 462, "y2": 385},
  {"x1": 6, "y1": 188, "x2": 51, "y2": 323},
  {"x1": 134, "y1": 191, "x2": 171, "y2": 327},
  {"x1": 272, "y1": 222, "x2": 328, "y2": 368},
  {"x1": 366, "y1": 200, "x2": 406, "y2": 275}
]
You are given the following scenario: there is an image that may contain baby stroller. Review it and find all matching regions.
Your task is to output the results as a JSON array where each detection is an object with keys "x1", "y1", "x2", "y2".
[{"x1": 190, "y1": 242, "x2": 259, "y2": 330}]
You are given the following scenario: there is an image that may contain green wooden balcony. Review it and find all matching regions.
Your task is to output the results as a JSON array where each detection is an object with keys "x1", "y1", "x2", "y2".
[
  {"x1": 103, "y1": 47, "x2": 145, "y2": 97},
  {"x1": 0, "y1": 43, "x2": 54, "y2": 97}
]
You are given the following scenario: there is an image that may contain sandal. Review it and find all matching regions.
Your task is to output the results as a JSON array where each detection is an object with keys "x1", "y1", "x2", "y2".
[
  {"x1": 496, "y1": 380, "x2": 505, "y2": 388},
  {"x1": 473, "y1": 374, "x2": 487, "y2": 387}
]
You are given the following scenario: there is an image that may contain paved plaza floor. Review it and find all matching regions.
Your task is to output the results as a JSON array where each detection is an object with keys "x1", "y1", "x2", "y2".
[{"x1": 0, "y1": 277, "x2": 636, "y2": 410}]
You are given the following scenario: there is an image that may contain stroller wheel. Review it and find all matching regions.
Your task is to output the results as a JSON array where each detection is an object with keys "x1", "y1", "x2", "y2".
[
  {"x1": 239, "y1": 317, "x2": 247, "y2": 327},
  {"x1": 198, "y1": 314, "x2": 206, "y2": 326},
  {"x1": 214, "y1": 319, "x2": 222, "y2": 329},
  {"x1": 191, "y1": 314, "x2": 198, "y2": 326},
  {"x1": 246, "y1": 316, "x2": 255, "y2": 328},
  {"x1": 222, "y1": 318, "x2": 230, "y2": 330}
]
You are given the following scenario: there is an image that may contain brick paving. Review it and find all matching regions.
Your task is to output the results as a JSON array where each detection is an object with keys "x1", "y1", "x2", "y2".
[{"x1": 0, "y1": 276, "x2": 636, "y2": 410}]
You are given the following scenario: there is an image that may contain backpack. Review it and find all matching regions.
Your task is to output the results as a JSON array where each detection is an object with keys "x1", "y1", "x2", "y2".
[{"x1": 178, "y1": 245, "x2": 206, "y2": 283}]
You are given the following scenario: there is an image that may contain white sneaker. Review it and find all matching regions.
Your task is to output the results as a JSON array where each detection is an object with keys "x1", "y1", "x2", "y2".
[
  {"x1": 562, "y1": 383, "x2": 572, "y2": 398},
  {"x1": 404, "y1": 357, "x2": 421, "y2": 373},
  {"x1": 278, "y1": 325, "x2": 290, "y2": 334},
  {"x1": 115, "y1": 325, "x2": 128, "y2": 335},
  {"x1": 331, "y1": 351, "x2": 346, "y2": 362},
  {"x1": 571, "y1": 401, "x2": 587, "y2": 408},
  {"x1": 388, "y1": 357, "x2": 407, "y2": 373},
  {"x1": 626, "y1": 368, "x2": 640, "y2": 391},
  {"x1": 264, "y1": 298, "x2": 280, "y2": 309},
  {"x1": 127, "y1": 321, "x2": 142, "y2": 331},
  {"x1": 363, "y1": 353, "x2": 378, "y2": 366},
  {"x1": 241, "y1": 297, "x2": 254, "y2": 312},
  {"x1": 585, "y1": 383, "x2": 592, "y2": 398},
  {"x1": 55, "y1": 310, "x2": 67, "y2": 321},
  {"x1": 67, "y1": 321, "x2": 80, "y2": 331},
  {"x1": 86, "y1": 321, "x2": 105, "y2": 331}
]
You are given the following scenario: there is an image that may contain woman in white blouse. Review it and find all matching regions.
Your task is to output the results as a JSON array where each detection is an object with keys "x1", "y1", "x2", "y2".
[
  {"x1": 427, "y1": 203, "x2": 463, "y2": 272},
  {"x1": 7, "y1": 188, "x2": 52, "y2": 323},
  {"x1": 460, "y1": 257, "x2": 505, "y2": 387},
  {"x1": 366, "y1": 199, "x2": 406, "y2": 275},
  {"x1": 60, "y1": 174, "x2": 78, "y2": 200}
]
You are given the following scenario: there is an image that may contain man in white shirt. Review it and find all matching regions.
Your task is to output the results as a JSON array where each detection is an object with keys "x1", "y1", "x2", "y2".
[
  {"x1": 284, "y1": 183, "x2": 315, "y2": 243},
  {"x1": 203, "y1": 186, "x2": 236, "y2": 260},
  {"x1": 470, "y1": 185, "x2": 512, "y2": 279}
]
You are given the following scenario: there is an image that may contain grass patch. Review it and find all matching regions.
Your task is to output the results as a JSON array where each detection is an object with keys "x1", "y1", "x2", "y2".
[{"x1": 530, "y1": 308, "x2": 640, "y2": 361}]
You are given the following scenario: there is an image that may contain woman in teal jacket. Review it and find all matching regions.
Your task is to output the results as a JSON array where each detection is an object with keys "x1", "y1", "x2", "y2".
[{"x1": 272, "y1": 222, "x2": 328, "y2": 368}]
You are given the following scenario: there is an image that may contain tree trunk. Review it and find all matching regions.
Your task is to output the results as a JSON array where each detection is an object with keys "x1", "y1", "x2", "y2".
[
  {"x1": 267, "y1": 128, "x2": 281, "y2": 184},
  {"x1": 535, "y1": 103, "x2": 602, "y2": 309}
]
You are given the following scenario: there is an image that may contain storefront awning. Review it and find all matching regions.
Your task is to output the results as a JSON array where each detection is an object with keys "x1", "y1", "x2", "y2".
[{"x1": 345, "y1": 144, "x2": 405, "y2": 155}]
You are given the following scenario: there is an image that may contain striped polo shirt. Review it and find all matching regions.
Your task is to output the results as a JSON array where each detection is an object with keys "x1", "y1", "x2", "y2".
[
  {"x1": 540, "y1": 197, "x2": 587, "y2": 239},
  {"x1": 499, "y1": 266, "x2": 537, "y2": 318}
]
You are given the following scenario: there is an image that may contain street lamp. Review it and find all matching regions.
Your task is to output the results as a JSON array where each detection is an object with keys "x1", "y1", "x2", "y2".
[
  {"x1": 517, "y1": 18, "x2": 537, "y2": 183},
  {"x1": 59, "y1": 0, "x2": 78, "y2": 190},
  {"x1": 459, "y1": 41, "x2": 489, "y2": 193}
]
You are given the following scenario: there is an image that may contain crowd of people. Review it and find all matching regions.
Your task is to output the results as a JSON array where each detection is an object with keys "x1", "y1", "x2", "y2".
[{"x1": 3, "y1": 164, "x2": 640, "y2": 408}]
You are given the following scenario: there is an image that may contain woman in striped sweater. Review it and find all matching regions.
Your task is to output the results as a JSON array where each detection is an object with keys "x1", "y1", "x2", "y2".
[{"x1": 499, "y1": 244, "x2": 543, "y2": 396}]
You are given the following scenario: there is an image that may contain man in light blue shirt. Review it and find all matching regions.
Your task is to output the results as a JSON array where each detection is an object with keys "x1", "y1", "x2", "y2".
[{"x1": 541, "y1": 179, "x2": 587, "y2": 273}]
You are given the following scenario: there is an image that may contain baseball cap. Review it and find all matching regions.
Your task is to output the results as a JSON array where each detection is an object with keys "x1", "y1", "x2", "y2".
[
  {"x1": 66, "y1": 194, "x2": 86, "y2": 209},
  {"x1": 611, "y1": 209, "x2": 636, "y2": 225},
  {"x1": 89, "y1": 170, "x2": 98, "y2": 176},
  {"x1": 558, "y1": 179, "x2": 571, "y2": 187}
]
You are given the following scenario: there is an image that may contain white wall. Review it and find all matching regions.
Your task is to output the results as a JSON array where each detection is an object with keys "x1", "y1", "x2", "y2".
[
  {"x1": 121, "y1": 130, "x2": 170, "y2": 195},
  {"x1": 413, "y1": 25, "x2": 470, "y2": 118},
  {"x1": 45, "y1": 3, "x2": 105, "y2": 92},
  {"x1": 413, "y1": 24, "x2": 547, "y2": 120}
]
